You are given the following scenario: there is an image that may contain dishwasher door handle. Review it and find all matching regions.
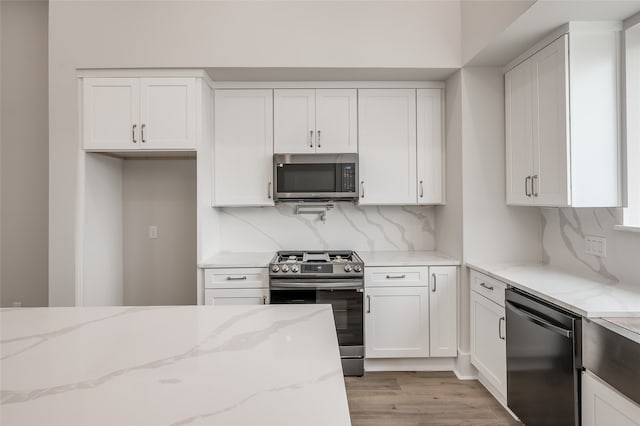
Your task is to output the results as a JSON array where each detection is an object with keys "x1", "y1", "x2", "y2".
[{"x1": 506, "y1": 300, "x2": 573, "y2": 338}]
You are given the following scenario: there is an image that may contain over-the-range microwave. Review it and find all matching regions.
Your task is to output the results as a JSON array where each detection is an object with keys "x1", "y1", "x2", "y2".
[{"x1": 273, "y1": 153, "x2": 359, "y2": 202}]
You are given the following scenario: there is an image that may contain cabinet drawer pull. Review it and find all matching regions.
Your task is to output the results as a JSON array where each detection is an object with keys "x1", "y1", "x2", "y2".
[
  {"x1": 226, "y1": 276, "x2": 247, "y2": 281},
  {"x1": 366, "y1": 295, "x2": 371, "y2": 313},
  {"x1": 480, "y1": 282, "x2": 494, "y2": 291},
  {"x1": 525, "y1": 176, "x2": 531, "y2": 197},
  {"x1": 141, "y1": 123, "x2": 146, "y2": 143},
  {"x1": 385, "y1": 274, "x2": 406, "y2": 279},
  {"x1": 268, "y1": 181, "x2": 272, "y2": 199},
  {"x1": 310, "y1": 130, "x2": 314, "y2": 148},
  {"x1": 532, "y1": 174, "x2": 538, "y2": 197},
  {"x1": 432, "y1": 273, "x2": 437, "y2": 292},
  {"x1": 262, "y1": 296, "x2": 267, "y2": 305},
  {"x1": 499, "y1": 317, "x2": 505, "y2": 340},
  {"x1": 360, "y1": 181, "x2": 365, "y2": 198},
  {"x1": 317, "y1": 130, "x2": 321, "y2": 148},
  {"x1": 420, "y1": 180, "x2": 424, "y2": 198},
  {"x1": 132, "y1": 124, "x2": 137, "y2": 143}
]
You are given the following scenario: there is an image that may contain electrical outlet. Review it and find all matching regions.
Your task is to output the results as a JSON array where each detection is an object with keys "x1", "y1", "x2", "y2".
[
  {"x1": 585, "y1": 235, "x2": 606, "y2": 257},
  {"x1": 149, "y1": 225, "x2": 158, "y2": 239},
  {"x1": 12, "y1": 301, "x2": 22, "y2": 308}
]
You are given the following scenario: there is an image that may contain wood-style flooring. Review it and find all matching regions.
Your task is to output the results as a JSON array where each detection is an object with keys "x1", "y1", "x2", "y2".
[{"x1": 344, "y1": 371, "x2": 522, "y2": 426}]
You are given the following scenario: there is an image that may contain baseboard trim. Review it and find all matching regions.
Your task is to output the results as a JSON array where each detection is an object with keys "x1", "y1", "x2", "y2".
[{"x1": 365, "y1": 357, "x2": 455, "y2": 372}]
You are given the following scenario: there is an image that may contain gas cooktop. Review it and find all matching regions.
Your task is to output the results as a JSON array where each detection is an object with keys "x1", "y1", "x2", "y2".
[{"x1": 269, "y1": 250, "x2": 364, "y2": 277}]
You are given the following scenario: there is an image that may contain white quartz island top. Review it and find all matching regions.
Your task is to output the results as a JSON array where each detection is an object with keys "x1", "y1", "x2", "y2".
[
  {"x1": 358, "y1": 251, "x2": 460, "y2": 267},
  {"x1": 0, "y1": 305, "x2": 351, "y2": 426},
  {"x1": 467, "y1": 262, "x2": 640, "y2": 317},
  {"x1": 199, "y1": 252, "x2": 274, "y2": 268}
]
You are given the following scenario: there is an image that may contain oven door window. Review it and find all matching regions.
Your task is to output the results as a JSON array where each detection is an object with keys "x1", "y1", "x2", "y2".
[
  {"x1": 277, "y1": 163, "x2": 346, "y2": 193},
  {"x1": 316, "y1": 289, "x2": 363, "y2": 347}
]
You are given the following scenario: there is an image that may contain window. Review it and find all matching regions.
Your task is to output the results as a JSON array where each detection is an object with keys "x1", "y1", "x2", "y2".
[{"x1": 622, "y1": 18, "x2": 640, "y2": 229}]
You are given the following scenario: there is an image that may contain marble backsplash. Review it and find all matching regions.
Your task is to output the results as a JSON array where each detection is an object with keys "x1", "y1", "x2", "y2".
[
  {"x1": 216, "y1": 203, "x2": 436, "y2": 252},
  {"x1": 542, "y1": 207, "x2": 640, "y2": 286}
]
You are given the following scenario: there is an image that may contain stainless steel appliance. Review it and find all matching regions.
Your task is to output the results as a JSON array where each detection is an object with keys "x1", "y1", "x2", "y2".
[
  {"x1": 269, "y1": 250, "x2": 364, "y2": 376},
  {"x1": 505, "y1": 287, "x2": 582, "y2": 426},
  {"x1": 273, "y1": 153, "x2": 358, "y2": 201}
]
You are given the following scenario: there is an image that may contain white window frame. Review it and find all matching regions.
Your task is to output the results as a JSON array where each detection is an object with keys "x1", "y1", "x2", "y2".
[{"x1": 617, "y1": 14, "x2": 640, "y2": 232}]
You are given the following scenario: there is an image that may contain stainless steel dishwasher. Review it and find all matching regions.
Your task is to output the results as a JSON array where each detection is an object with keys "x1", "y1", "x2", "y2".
[{"x1": 505, "y1": 287, "x2": 582, "y2": 426}]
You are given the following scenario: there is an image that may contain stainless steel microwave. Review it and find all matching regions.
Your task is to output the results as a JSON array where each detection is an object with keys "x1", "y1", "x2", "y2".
[{"x1": 273, "y1": 153, "x2": 359, "y2": 201}]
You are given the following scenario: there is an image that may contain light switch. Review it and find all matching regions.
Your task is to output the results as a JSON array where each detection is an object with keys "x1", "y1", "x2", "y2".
[
  {"x1": 584, "y1": 235, "x2": 606, "y2": 257},
  {"x1": 149, "y1": 225, "x2": 158, "y2": 239}
]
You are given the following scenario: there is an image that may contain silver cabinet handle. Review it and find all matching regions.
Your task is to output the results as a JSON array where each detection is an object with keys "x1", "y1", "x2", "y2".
[
  {"x1": 419, "y1": 180, "x2": 424, "y2": 198},
  {"x1": 480, "y1": 282, "x2": 494, "y2": 291},
  {"x1": 262, "y1": 296, "x2": 267, "y2": 305},
  {"x1": 525, "y1": 176, "x2": 531, "y2": 197},
  {"x1": 360, "y1": 181, "x2": 365, "y2": 198},
  {"x1": 317, "y1": 130, "x2": 321, "y2": 148},
  {"x1": 366, "y1": 295, "x2": 371, "y2": 313},
  {"x1": 268, "y1": 181, "x2": 272, "y2": 199},
  {"x1": 532, "y1": 174, "x2": 538, "y2": 197},
  {"x1": 386, "y1": 274, "x2": 406, "y2": 279},
  {"x1": 499, "y1": 317, "x2": 505, "y2": 340},
  {"x1": 132, "y1": 124, "x2": 137, "y2": 143},
  {"x1": 432, "y1": 273, "x2": 436, "y2": 292},
  {"x1": 141, "y1": 123, "x2": 146, "y2": 143},
  {"x1": 226, "y1": 275, "x2": 247, "y2": 280},
  {"x1": 310, "y1": 130, "x2": 314, "y2": 148}
]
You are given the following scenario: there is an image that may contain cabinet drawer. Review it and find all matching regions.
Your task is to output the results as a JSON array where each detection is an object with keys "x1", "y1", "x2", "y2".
[
  {"x1": 204, "y1": 268, "x2": 269, "y2": 289},
  {"x1": 365, "y1": 267, "x2": 429, "y2": 288},
  {"x1": 204, "y1": 288, "x2": 269, "y2": 305},
  {"x1": 470, "y1": 270, "x2": 507, "y2": 307}
]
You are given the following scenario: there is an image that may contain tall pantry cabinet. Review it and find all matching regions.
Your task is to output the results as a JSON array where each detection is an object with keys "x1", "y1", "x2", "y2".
[
  {"x1": 79, "y1": 70, "x2": 213, "y2": 307},
  {"x1": 505, "y1": 23, "x2": 621, "y2": 207}
]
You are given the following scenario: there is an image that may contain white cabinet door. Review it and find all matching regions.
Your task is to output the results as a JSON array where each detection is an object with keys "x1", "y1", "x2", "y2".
[
  {"x1": 83, "y1": 78, "x2": 140, "y2": 150},
  {"x1": 531, "y1": 34, "x2": 570, "y2": 206},
  {"x1": 274, "y1": 89, "x2": 315, "y2": 153},
  {"x1": 583, "y1": 370, "x2": 640, "y2": 426},
  {"x1": 204, "y1": 288, "x2": 269, "y2": 305},
  {"x1": 213, "y1": 90, "x2": 274, "y2": 206},
  {"x1": 315, "y1": 89, "x2": 358, "y2": 153},
  {"x1": 358, "y1": 89, "x2": 417, "y2": 205},
  {"x1": 416, "y1": 89, "x2": 444, "y2": 204},
  {"x1": 470, "y1": 290, "x2": 506, "y2": 398},
  {"x1": 505, "y1": 60, "x2": 534, "y2": 205},
  {"x1": 365, "y1": 286, "x2": 429, "y2": 358},
  {"x1": 139, "y1": 78, "x2": 197, "y2": 150},
  {"x1": 429, "y1": 266, "x2": 457, "y2": 357}
]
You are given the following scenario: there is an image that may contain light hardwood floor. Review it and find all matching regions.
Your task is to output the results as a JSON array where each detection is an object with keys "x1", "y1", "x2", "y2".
[{"x1": 344, "y1": 371, "x2": 522, "y2": 426}]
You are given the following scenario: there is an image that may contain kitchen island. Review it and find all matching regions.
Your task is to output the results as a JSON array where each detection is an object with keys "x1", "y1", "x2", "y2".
[{"x1": 0, "y1": 305, "x2": 351, "y2": 426}]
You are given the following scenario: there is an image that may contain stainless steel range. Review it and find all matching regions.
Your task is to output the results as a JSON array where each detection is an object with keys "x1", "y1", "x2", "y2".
[{"x1": 269, "y1": 250, "x2": 364, "y2": 376}]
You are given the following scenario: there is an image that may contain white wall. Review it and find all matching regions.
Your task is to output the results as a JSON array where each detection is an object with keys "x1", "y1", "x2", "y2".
[
  {"x1": 122, "y1": 159, "x2": 197, "y2": 306},
  {"x1": 0, "y1": 0, "x2": 49, "y2": 307},
  {"x1": 49, "y1": 0, "x2": 462, "y2": 305},
  {"x1": 542, "y1": 208, "x2": 640, "y2": 286}
]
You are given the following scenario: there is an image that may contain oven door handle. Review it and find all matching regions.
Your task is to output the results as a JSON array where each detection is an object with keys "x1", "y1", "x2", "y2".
[
  {"x1": 270, "y1": 280, "x2": 363, "y2": 290},
  {"x1": 506, "y1": 300, "x2": 573, "y2": 338}
]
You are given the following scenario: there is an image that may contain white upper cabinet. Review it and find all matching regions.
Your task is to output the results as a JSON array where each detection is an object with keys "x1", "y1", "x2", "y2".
[
  {"x1": 417, "y1": 89, "x2": 445, "y2": 205},
  {"x1": 274, "y1": 89, "x2": 357, "y2": 154},
  {"x1": 213, "y1": 89, "x2": 274, "y2": 206},
  {"x1": 358, "y1": 89, "x2": 417, "y2": 205},
  {"x1": 83, "y1": 77, "x2": 197, "y2": 151},
  {"x1": 505, "y1": 25, "x2": 621, "y2": 207}
]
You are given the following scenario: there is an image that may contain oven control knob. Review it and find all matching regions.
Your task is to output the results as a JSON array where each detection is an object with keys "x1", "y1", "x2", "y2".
[
  {"x1": 281, "y1": 265, "x2": 289, "y2": 273},
  {"x1": 291, "y1": 264, "x2": 299, "y2": 273},
  {"x1": 271, "y1": 265, "x2": 280, "y2": 273},
  {"x1": 353, "y1": 265, "x2": 362, "y2": 273},
  {"x1": 344, "y1": 264, "x2": 352, "y2": 272}
]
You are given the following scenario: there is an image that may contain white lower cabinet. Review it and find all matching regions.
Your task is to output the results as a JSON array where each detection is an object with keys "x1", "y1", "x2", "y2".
[
  {"x1": 470, "y1": 270, "x2": 507, "y2": 399},
  {"x1": 364, "y1": 266, "x2": 457, "y2": 359},
  {"x1": 203, "y1": 267, "x2": 269, "y2": 305},
  {"x1": 583, "y1": 370, "x2": 640, "y2": 426}
]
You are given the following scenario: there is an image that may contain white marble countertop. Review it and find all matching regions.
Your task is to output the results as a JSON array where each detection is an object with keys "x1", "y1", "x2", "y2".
[
  {"x1": 0, "y1": 305, "x2": 351, "y2": 426},
  {"x1": 358, "y1": 251, "x2": 460, "y2": 267},
  {"x1": 467, "y1": 262, "x2": 640, "y2": 318},
  {"x1": 199, "y1": 252, "x2": 274, "y2": 268}
]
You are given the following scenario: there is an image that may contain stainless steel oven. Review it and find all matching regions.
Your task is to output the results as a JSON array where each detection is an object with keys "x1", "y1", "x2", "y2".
[{"x1": 269, "y1": 251, "x2": 364, "y2": 376}]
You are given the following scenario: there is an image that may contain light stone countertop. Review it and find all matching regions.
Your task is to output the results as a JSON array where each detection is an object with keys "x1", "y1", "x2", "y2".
[
  {"x1": 467, "y1": 262, "x2": 640, "y2": 318},
  {"x1": 358, "y1": 251, "x2": 460, "y2": 267},
  {"x1": 0, "y1": 305, "x2": 351, "y2": 426},
  {"x1": 199, "y1": 252, "x2": 275, "y2": 268}
]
